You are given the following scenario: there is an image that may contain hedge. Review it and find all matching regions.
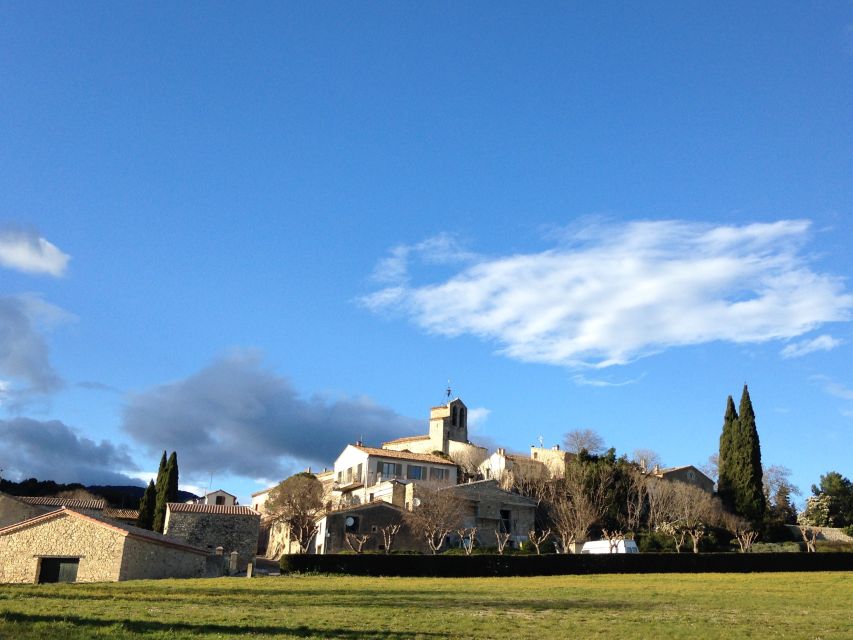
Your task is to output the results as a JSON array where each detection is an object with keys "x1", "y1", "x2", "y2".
[{"x1": 279, "y1": 552, "x2": 853, "y2": 577}]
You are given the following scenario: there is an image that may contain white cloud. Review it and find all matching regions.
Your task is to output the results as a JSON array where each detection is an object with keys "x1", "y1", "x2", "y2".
[
  {"x1": 780, "y1": 334, "x2": 842, "y2": 358},
  {"x1": 0, "y1": 228, "x2": 70, "y2": 277},
  {"x1": 572, "y1": 373, "x2": 645, "y2": 387},
  {"x1": 466, "y1": 407, "x2": 491, "y2": 428},
  {"x1": 362, "y1": 220, "x2": 852, "y2": 368},
  {"x1": 811, "y1": 375, "x2": 853, "y2": 401}
]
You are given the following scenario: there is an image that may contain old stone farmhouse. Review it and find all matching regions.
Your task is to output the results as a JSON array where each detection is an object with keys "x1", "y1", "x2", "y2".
[
  {"x1": 0, "y1": 507, "x2": 209, "y2": 583},
  {"x1": 164, "y1": 502, "x2": 260, "y2": 572}
]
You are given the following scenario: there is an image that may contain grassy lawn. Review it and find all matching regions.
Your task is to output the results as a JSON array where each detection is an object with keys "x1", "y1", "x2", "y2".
[{"x1": 0, "y1": 572, "x2": 850, "y2": 639}]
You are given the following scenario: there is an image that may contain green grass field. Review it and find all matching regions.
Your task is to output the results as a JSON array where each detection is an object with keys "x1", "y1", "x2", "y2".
[{"x1": 0, "y1": 572, "x2": 850, "y2": 639}]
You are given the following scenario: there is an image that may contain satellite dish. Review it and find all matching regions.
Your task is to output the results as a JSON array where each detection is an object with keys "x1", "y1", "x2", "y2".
[
  {"x1": 412, "y1": 498, "x2": 421, "y2": 507},
  {"x1": 345, "y1": 516, "x2": 355, "y2": 526}
]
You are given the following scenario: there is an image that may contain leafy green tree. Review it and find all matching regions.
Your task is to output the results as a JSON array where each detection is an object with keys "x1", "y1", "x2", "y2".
[
  {"x1": 152, "y1": 450, "x2": 178, "y2": 534},
  {"x1": 734, "y1": 385, "x2": 766, "y2": 522},
  {"x1": 716, "y1": 386, "x2": 766, "y2": 523},
  {"x1": 811, "y1": 471, "x2": 853, "y2": 527},
  {"x1": 136, "y1": 480, "x2": 156, "y2": 530},
  {"x1": 716, "y1": 396, "x2": 738, "y2": 513},
  {"x1": 166, "y1": 452, "x2": 179, "y2": 503},
  {"x1": 267, "y1": 472, "x2": 326, "y2": 553}
]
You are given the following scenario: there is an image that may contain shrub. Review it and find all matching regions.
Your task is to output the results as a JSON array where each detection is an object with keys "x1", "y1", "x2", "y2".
[{"x1": 750, "y1": 542, "x2": 801, "y2": 553}]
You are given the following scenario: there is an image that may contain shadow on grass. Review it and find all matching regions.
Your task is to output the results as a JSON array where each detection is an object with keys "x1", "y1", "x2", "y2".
[{"x1": 1, "y1": 612, "x2": 446, "y2": 638}]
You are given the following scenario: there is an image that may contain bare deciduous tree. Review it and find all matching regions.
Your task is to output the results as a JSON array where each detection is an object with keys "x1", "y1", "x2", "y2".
[
  {"x1": 548, "y1": 462, "x2": 613, "y2": 552},
  {"x1": 266, "y1": 473, "x2": 326, "y2": 554},
  {"x1": 654, "y1": 480, "x2": 720, "y2": 553},
  {"x1": 379, "y1": 524, "x2": 401, "y2": 555},
  {"x1": 345, "y1": 533, "x2": 372, "y2": 554},
  {"x1": 601, "y1": 528, "x2": 627, "y2": 553},
  {"x1": 630, "y1": 449, "x2": 662, "y2": 473},
  {"x1": 562, "y1": 429, "x2": 605, "y2": 455},
  {"x1": 720, "y1": 510, "x2": 759, "y2": 553},
  {"x1": 404, "y1": 484, "x2": 465, "y2": 555},
  {"x1": 495, "y1": 530, "x2": 511, "y2": 555},
  {"x1": 624, "y1": 467, "x2": 650, "y2": 535},
  {"x1": 456, "y1": 527, "x2": 477, "y2": 555},
  {"x1": 527, "y1": 529, "x2": 551, "y2": 555}
]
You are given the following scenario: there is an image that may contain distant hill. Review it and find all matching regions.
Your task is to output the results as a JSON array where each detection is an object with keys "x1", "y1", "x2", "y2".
[{"x1": 0, "y1": 478, "x2": 199, "y2": 509}]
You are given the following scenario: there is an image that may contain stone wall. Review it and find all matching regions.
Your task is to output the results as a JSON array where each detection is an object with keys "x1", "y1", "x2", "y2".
[
  {"x1": 119, "y1": 536, "x2": 206, "y2": 580},
  {"x1": 0, "y1": 513, "x2": 124, "y2": 583},
  {"x1": 165, "y1": 511, "x2": 259, "y2": 571}
]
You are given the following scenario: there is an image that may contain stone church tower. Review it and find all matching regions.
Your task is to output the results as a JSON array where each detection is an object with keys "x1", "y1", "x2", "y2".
[{"x1": 428, "y1": 398, "x2": 468, "y2": 453}]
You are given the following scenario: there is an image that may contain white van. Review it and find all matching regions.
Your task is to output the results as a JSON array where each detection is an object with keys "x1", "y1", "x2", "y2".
[{"x1": 580, "y1": 539, "x2": 639, "y2": 554}]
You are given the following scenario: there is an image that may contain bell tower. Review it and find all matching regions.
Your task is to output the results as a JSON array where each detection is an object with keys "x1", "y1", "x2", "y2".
[{"x1": 428, "y1": 397, "x2": 468, "y2": 453}]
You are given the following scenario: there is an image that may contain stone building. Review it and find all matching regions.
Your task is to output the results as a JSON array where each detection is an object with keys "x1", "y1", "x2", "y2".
[
  {"x1": 382, "y1": 398, "x2": 488, "y2": 476},
  {"x1": 529, "y1": 444, "x2": 575, "y2": 478},
  {"x1": 443, "y1": 480, "x2": 537, "y2": 549},
  {"x1": 0, "y1": 507, "x2": 208, "y2": 583},
  {"x1": 648, "y1": 465, "x2": 715, "y2": 494},
  {"x1": 332, "y1": 444, "x2": 458, "y2": 508},
  {"x1": 315, "y1": 502, "x2": 423, "y2": 554},
  {"x1": 192, "y1": 489, "x2": 237, "y2": 506},
  {"x1": 164, "y1": 503, "x2": 260, "y2": 572},
  {"x1": 479, "y1": 448, "x2": 549, "y2": 489},
  {"x1": 0, "y1": 492, "x2": 46, "y2": 528}
]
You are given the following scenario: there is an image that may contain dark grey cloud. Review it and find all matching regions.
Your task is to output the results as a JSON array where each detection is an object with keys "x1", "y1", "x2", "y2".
[
  {"x1": 0, "y1": 294, "x2": 66, "y2": 407},
  {"x1": 122, "y1": 352, "x2": 423, "y2": 480},
  {"x1": 0, "y1": 417, "x2": 141, "y2": 486}
]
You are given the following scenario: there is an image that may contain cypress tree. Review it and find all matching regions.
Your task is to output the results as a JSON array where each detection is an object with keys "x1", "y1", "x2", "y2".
[
  {"x1": 136, "y1": 479, "x2": 156, "y2": 530},
  {"x1": 166, "y1": 451, "x2": 179, "y2": 503},
  {"x1": 735, "y1": 385, "x2": 766, "y2": 523},
  {"x1": 716, "y1": 395, "x2": 738, "y2": 513},
  {"x1": 152, "y1": 450, "x2": 169, "y2": 533}
]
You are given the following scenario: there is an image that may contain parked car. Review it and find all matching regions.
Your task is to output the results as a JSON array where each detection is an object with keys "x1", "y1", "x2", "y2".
[{"x1": 580, "y1": 539, "x2": 640, "y2": 554}]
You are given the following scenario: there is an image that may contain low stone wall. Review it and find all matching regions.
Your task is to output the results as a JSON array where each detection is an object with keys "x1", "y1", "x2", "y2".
[
  {"x1": 119, "y1": 536, "x2": 207, "y2": 580},
  {"x1": 165, "y1": 512, "x2": 259, "y2": 572}
]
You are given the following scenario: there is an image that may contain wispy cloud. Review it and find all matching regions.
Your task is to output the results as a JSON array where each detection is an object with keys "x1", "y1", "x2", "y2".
[
  {"x1": 361, "y1": 220, "x2": 852, "y2": 368},
  {"x1": 466, "y1": 407, "x2": 491, "y2": 428},
  {"x1": 780, "y1": 334, "x2": 842, "y2": 358},
  {"x1": 571, "y1": 373, "x2": 645, "y2": 387},
  {"x1": 811, "y1": 375, "x2": 853, "y2": 401},
  {"x1": 0, "y1": 227, "x2": 70, "y2": 277}
]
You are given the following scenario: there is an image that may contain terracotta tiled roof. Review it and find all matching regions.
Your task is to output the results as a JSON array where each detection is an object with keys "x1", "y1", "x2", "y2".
[
  {"x1": 352, "y1": 445, "x2": 456, "y2": 466},
  {"x1": 0, "y1": 508, "x2": 209, "y2": 555},
  {"x1": 103, "y1": 508, "x2": 139, "y2": 520},
  {"x1": 167, "y1": 503, "x2": 259, "y2": 516},
  {"x1": 19, "y1": 496, "x2": 106, "y2": 510},
  {"x1": 381, "y1": 434, "x2": 430, "y2": 445}
]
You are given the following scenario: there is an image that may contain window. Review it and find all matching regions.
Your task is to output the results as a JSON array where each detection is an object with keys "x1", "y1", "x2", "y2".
[
  {"x1": 346, "y1": 467, "x2": 353, "y2": 482},
  {"x1": 368, "y1": 493, "x2": 374, "y2": 502},
  {"x1": 430, "y1": 467, "x2": 448, "y2": 481},
  {"x1": 380, "y1": 462, "x2": 402, "y2": 477},
  {"x1": 215, "y1": 495, "x2": 225, "y2": 505},
  {"x1": 38, "y1": 558, "x2": 79, "y2": 584},
  {"x1": 452, "y1": 406, "x2": 458, "y2": 426},
  {"x1": 532, "y1": 452, "x2": 538, "y2": 460},
  {"x1": 407, "y1": 465, "x2": 425, "y2": 480},
  {"x1": 356, "y1": 463, "x2": 363, "y2": 482},
  {"x1": 371, "y1": 525, "x2": 378, "y2": 533}
]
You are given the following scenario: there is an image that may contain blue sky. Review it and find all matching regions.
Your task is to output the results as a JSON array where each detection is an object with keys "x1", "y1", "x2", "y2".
[{"x1": 1, "y1": 3, "x2": 851, "y2": 504}]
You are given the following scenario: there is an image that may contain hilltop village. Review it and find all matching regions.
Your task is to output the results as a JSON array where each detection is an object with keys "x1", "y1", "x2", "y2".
[{"x1": 0, "y1": 396, "x2": 714, "y2": 583}]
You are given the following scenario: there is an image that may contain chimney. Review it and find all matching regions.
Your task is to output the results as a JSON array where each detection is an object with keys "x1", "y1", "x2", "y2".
[
  {"x1": 497, "y1": 447, "x2": 506, "y2": 456},
  {"x1": 553, "y1": 444, "x2": 560, "y2": 451}
]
